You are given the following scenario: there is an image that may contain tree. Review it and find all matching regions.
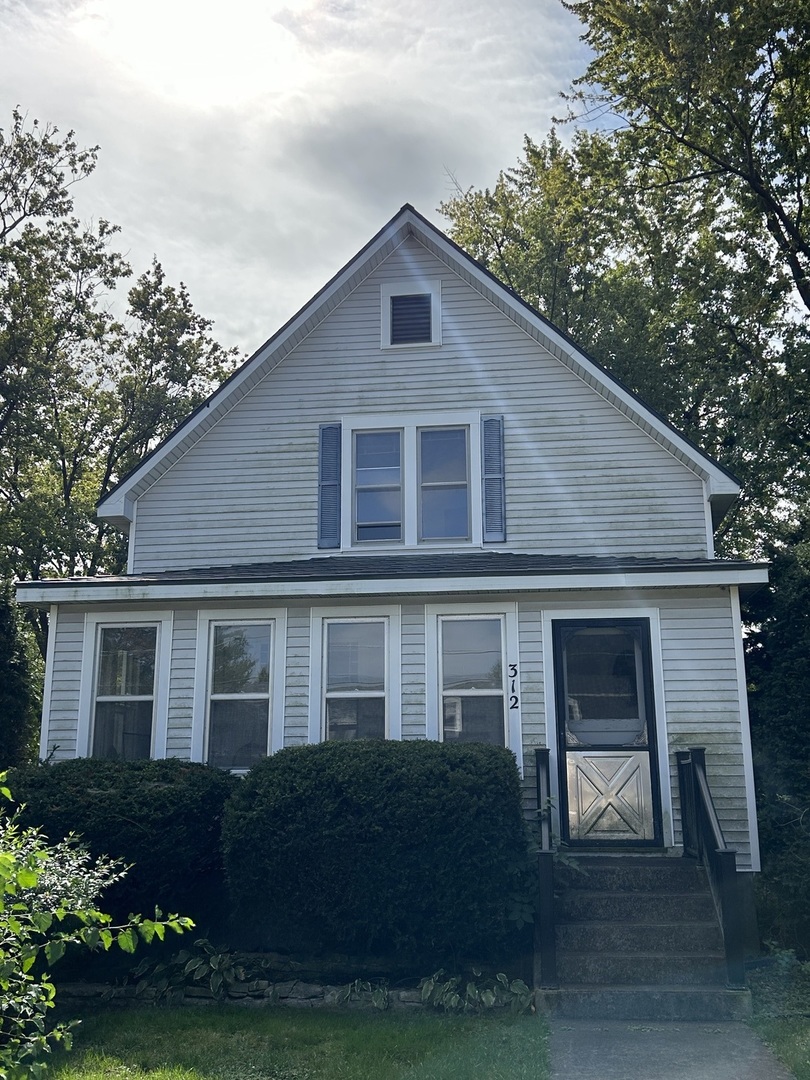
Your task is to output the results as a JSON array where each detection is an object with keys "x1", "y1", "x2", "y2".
[
  {"x1": 0, "y1": 774, "x2": 193, "y2": 1079},
  {"x1": 0, "y1": 586, "x2": 37, "y2": 769},
  {"x1": 562, "y1": 0, "x2": 810, "y2": 313},
  {"x1": 0, "y1": 109, "x2": 240, "y2": 659}
]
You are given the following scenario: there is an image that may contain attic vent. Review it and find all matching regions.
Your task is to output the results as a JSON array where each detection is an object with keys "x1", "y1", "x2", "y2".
[{"x1": 390, "y1": 293, "x2": 431, "y2": 344}]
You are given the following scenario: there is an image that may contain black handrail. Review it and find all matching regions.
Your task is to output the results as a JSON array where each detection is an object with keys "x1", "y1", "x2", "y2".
[
  {"x1": 534, "y1": 748, "x2": 557, "y2": 988},
  {"x1": 676, "y1": 747, "x2": 746, "y2": 989}
]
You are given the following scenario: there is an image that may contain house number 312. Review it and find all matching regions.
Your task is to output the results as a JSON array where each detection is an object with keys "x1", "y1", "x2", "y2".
[{"x1": 508, "y1": 663, "x2": 519, "y2": 709}]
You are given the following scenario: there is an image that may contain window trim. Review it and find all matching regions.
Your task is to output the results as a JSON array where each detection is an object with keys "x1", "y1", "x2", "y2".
[
  {"x1": 381, "y1": 280, "x2": 441, "y2": 349},
  {"x1": 308, "y1": 606, "x2": 402, "y2": 743},
  {"x1": 425, "y1": 602, "x2": 522, "y2": 769},
  {"x1": 340, "y1": 412, "x2": 483, "y2": 550},
  {"x1": 192, "y1": 608, "x2": 287, "y2": 765},
  {"x1": 77, "y1": 611, "x2": 173, "y2": 759}
]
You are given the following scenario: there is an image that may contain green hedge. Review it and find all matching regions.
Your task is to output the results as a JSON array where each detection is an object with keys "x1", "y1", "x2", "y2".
[
  {"x1": 11, "y1": 758, "x2": 237, "y2": 929},
  {"x1": 223, "y1": 740, "x2": 533, "y2": 964}
]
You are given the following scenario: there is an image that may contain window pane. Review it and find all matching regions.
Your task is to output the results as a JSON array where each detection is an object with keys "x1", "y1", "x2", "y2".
[
  {"x1": 356, "y1": 488, "x2": 401, "y2": 526},
  {"x1": 563, "y1": 627, "x2": 646, "y2": 747},
  {"x1": 327, "y1": 622, "x2": 385, "y2": 692},
  {"x1": 93, "y1": 700, "x2": 153, "y2": 759},
  {"x1": 356, "y1": 431, "x2": 401, "y2": 483},
  {"x1": 443, "y1": 696, "x2": 504, "y2": 745},
  {"x1": 208, "y1": 699, "x2": 269, "y2": 769},
  {"x1": 420, "y1": 429, "x2": 467, "y2": 483},
  {"x1": 390, "y1": 293, "x2": 431, "y2": 344},
  {"x1": 421, "y1": 486, "x2": 469, "y2": 539},
  {"x1": 97, "y1": 627, "x2": 156, "y2": 697},
  {"x1": 327, "y1": 698, "x2": 386, "y2": 740},
  {"x1": 441, "y1": 619, "x2": 503, "y2": 690},
  {"x1": 212, "y1": 624, "x2": 271, "y2": 695}
]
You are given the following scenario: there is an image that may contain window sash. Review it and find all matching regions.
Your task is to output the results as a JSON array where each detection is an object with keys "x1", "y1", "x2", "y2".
[
  {"x1": 206, "y1": 622, "x2": 273, "y2": 770},
  {"x1": 418, "y1": 427, "x2": 470, "y2": 540},
  {"x1": 323, "y1": 619, "x2": 387, "y2": 740},
  {"x1": 439, "y1": 616, "x2": 506, "y2": 746},
  {"x1": 92, "y1": 625, "x2": 158, "y2": 761}
]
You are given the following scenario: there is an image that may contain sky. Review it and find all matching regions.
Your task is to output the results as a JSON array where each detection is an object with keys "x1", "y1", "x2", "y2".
[{"x1": 0, "y1": 0, "x2": 592, "y2": 356}]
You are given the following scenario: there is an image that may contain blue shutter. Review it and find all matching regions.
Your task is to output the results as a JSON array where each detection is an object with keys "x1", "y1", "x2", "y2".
[
  {"x1": 318, "y1": 423, "x2": 341, "y2": 549},
  {"x1": 481, "y1": 415, "x2": 506, "y2": 543}
]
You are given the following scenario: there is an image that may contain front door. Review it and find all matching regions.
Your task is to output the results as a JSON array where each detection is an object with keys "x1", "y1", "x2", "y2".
[{"x1": 553, "y1": 619, "x2": 662, "y2": 846}]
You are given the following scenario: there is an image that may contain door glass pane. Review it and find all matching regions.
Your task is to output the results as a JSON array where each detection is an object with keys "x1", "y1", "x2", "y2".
[
  {"x1": 563, "y1": 627, "x2": 646, "y2": 747},
  {"x1": 441, "y1": 619, "x2": 502, "y2": 689},
  {"x1": 97, "y1": 627, "x2": 156, "y2": 696},
  {"x1": 326, "y1": 699, "x2": 386, "y2": 740},
  {"x1": 212, "y1": 625, "x2": 271, "y2": 694},
  {"x1": 208, "y1": 699, "x2": 269, "y2": 769},
  {"x1": 327, "y1": 622, "x2": 385, "y2": 691},
  {"x1": 92, "y1": 700, "x2": 153, "y2": 760},
  {"x1": 443, "y1": 696, "x2": 504, "y2": 745}
]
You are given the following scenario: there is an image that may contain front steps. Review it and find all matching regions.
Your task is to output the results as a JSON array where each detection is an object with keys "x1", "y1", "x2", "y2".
[{"x1": 535, "y1": 856, "x2": 752, "y2": 1021}]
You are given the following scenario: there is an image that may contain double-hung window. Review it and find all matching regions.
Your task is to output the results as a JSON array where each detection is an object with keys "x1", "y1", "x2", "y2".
[
  {"x1": 318, "y1": 413, "x2": 504, "y2": 549},
  {"x1": 309, "y1": 607, "x2": 401, "y2": 743},
  {"x1": 193, "y1": 610, "x2": 286, "y2": 769}
]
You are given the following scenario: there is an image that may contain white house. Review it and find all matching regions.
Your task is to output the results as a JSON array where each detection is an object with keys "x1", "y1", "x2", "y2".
[{"x1": 17, "y1": 204, "x2": 767, "y2": 871}]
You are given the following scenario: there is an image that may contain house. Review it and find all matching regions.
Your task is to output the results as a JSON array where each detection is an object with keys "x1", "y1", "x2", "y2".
[{"x1": 17, "y1": 204, "x2": 767, "y2": 1016}]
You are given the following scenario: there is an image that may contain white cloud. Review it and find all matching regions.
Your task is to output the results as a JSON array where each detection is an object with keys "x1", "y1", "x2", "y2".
[{"x1": 0, "y1": 0, "x2": 591, "y2": 353}]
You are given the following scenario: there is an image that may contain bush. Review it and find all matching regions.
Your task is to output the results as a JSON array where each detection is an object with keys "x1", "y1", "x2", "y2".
[
  {"x1": 223, "y1": 740, "x2": 532, "y2": 966},
  {"x1": 10, "y1": 759, "x2": 237, "y2": 931}
]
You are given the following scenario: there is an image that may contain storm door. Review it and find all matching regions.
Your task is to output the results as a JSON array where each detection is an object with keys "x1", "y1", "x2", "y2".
[{"x1": 553, "y1": 619, "x2": 662, "y2": 846}]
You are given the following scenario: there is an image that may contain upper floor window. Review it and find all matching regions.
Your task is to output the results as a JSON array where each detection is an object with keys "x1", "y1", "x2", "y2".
[
  {"x1": 381, "y1": 281, "x2": 441, "y2": 348},
  {"x1": 318, "y1": 413, "x2": 504, "y2": 550}
]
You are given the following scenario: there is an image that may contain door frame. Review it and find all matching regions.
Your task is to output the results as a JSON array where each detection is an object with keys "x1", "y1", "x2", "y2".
[{"x1": 541, "y1": 607, "x2": 673, "y2": 849}]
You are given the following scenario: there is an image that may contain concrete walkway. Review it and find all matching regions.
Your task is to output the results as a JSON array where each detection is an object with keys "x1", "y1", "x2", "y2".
[{"x1": 548, "y1": 1019, "x2": 796, "y2": 1080}]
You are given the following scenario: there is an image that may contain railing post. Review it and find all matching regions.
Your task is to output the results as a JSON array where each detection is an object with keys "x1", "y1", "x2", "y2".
[
  {"x1": 717, "y1": 849, "x2": 746, "y2": 989},
  {"x1": 533, "y1": 748, "x2": 558, "y2": 988},
  {"x1": 675, "y1": 749, "x2": 695, "y2": 857}
]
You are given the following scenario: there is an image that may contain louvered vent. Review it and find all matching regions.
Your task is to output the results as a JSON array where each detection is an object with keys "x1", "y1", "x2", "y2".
[{"x1": 390, "y1": 293, "x2": 432, "y2": 344}]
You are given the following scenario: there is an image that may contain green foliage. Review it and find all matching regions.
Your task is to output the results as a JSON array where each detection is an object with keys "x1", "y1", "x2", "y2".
[
  {"x1": 10, "y1": 759, "x2": 237, "y2": 928},
  {"x1": 223, "y1": 740, "x2": 533, "y2": 965},
  {"x1": 335, "y1": 978, "x2": 391, "y2": 1011},
  {"x1": 0, "y1": 586, "x2": 38, "y2": 768},
  {"x1": 0, "y1": 773, "x2": 192, "y2": 1080},
  {"x1": 129, "y1": 938, "x2": 247, "y2": 1001},
  {"x1": 418, "y1": 969, "x2": 533, "y2": 1015}
]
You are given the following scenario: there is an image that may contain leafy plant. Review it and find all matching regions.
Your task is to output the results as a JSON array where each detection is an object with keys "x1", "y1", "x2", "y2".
[
  {"x1": 334, "y1": 978, "x2": 390, "y2": 1011},
  {"x1": 418, "y1": 969, "x2": 534, "y2": 1015},
  {"x1": 130, "y1": 938, "x2": 246, "y2": 1000},
  {"x1": 0, "y1": 773, "x2": 192, "y2": 1080}
]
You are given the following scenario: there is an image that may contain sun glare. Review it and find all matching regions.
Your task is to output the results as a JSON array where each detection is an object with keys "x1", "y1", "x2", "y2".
[{"x1": 71, "y1": 0, "x2": 320, "y2": 108}]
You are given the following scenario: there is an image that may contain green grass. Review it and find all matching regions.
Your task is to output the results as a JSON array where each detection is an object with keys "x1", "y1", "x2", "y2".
[
  {"x1": 749, "y1": 957, "x2": 810, "y2": 1079},
  {"x1": 50, "y1": 1005, "x2": 550, "y2": 1080}
]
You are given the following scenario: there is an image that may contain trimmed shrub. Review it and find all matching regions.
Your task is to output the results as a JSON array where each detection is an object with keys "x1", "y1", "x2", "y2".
[
  {"x1": 223, "y1": 740, "x2": 533, "y2": 966},
  {"x1": 10, "y1": 758, "x2": 237, "y2": 930}
]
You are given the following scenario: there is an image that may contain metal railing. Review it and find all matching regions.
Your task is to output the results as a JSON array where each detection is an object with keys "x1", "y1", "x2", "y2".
[
  {"x1": 676, "y1": 747, "x2": 746, "y2": 989},
  {"x1": 534, "y1": 747, "x2": 558, "y2": 988}
]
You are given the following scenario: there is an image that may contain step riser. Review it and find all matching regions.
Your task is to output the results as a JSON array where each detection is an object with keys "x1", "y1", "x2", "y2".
[
  {"x1": 536, "y1": 988, "x2": 752, "y2": 1022},
  {"x1": 556, "y1": 923, "x2": 723, "y2": 953},
  {"x1": 556, "y1": 954, "x2": 727, "y2": 986},
  {"x1": 558, "y1": 892, "x2": 716, "y2": 922},
  {"x1": 557, "y1": 862, "x2": 710, "y2": 894}
]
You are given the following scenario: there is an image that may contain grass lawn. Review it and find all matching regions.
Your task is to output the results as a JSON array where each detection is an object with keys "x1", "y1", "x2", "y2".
[
  {"x1": 50, "y1": 1004, "x2": 550, "y2": 1080},
  {"x1": 749, "y1": 959, "x2": 810, "y2": 1080}
]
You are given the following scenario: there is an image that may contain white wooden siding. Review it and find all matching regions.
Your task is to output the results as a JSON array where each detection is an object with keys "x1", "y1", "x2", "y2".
[
  {"x1": 130, "y1": 237, "x2": 709, "y2": 572},
  {"x1": 40, "y1": 587, "x2": 753, "y2": 866}
]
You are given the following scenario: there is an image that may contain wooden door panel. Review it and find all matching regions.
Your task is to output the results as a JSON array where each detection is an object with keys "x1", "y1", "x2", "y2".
[{"x1": 567, "y1": 750, "x2": 655, "y2": 842}]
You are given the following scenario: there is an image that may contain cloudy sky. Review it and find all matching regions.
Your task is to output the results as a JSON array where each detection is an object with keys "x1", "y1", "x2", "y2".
[{"x1": 1, "y1": 0, "x2": 592, "y2": 355}]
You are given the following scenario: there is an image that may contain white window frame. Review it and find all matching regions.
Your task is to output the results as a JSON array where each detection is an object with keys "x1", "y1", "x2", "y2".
[
  {"x1": 308, "y1": 606, "x2": 401, "y2": 743},
  {"x1": 381, "y1": 279, "x2": 441, "y2": 349},
  {"x1": 77, "y1": 611, "x2": 173, "y2": 759},
  {"x1": 541, "y1": 604, "x2": 672, "y2": 848},
  {"x1": 340, "y1": 411, "x2": 483, "y2": 550},
  {"x1": 192, "y1": 608, "x2": 287, "y2": 766},
  {"x1": 425, "y1": 602, "x2": 522, "y2": 770}
]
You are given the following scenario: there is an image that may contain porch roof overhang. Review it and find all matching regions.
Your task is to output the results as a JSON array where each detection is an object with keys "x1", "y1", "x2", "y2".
[{"x1": 16, "y1": 552, "x2": 769, "y2": 606}]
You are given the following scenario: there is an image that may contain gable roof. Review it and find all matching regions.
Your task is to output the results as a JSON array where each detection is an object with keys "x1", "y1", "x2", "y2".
[{"x1": 98, "y1": 204, "x2": 740, "y2": 530}]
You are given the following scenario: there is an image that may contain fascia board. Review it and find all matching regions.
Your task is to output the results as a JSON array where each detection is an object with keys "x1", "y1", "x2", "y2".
[{"x1": 15, "y1": 566, "x2": 769, "y2": 606}]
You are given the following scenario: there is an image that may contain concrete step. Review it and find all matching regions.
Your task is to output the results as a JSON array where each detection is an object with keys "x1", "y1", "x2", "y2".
[
  {"x1": 558, "y1": 889, "x2": 717, "y2": 923},
  {"x1": 557, "y1": 857, "x2": 709, "y2": 894},
  {"x1": 556, "y1": 921, "x2": 723, "y2": 954},
  {"x1": 556, "y1": 951, "x2": 727, "y2": 986},
  {"x1": 536, "y1": 985, "x2": 753, "y2": 1021}
]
